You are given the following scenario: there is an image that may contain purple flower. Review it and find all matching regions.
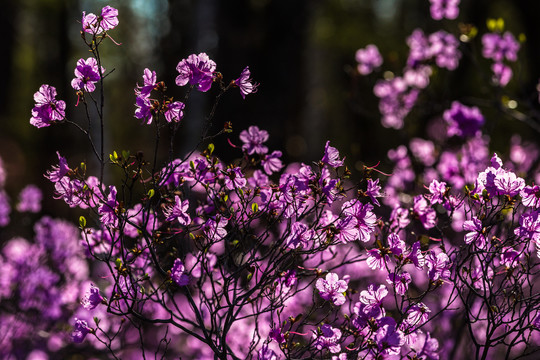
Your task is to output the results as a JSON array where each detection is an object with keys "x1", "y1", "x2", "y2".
[
  {"x1": 366, "y1": 178, "x2": 382, "y2": 206},
  {"x1": 203, "y1": 217, "x2": 228, "y2": 242},
  {"x1": 367, "y1": 248, "x2": 390, "y2": 271},
  {"x1": 375, "y1": 317, "x2": 405, "y2": 356},
  {"x1": 355, "y1": 44, "x2": 383, "y2": 75},
  {"x1": 262, "y1": 151, "x2": 284, "y2": 175},
  {"x1": 98, "y1": 186, "x2": 119, "y2": 227},
  {"x1": 258, "y1": 343, "x2": 279, "y2": 360},
  {"x1": 321, "y1": 141, "x2": 345, "y2": 168},
  {"x1": 163, "y1": 195, "x2": 191, "y2": 226},
  {"x1": 500, "y1": 247, "x2": 520, "y2": 268},
  {"x1": 493, "y1": 169, "x2": 525, "y2": 197},
  {"x1": 224, "y1": 167, "x2": 247, "y2": 190},
  {"x1": 428, "y1": 179, "x2": 447, "y2": 206},
  {"x1": 71, "y1": 57, "x2": 103, "y2": 93},
  {"x1": 81, "y1": 283, "x2": 104, "y2": 310},
  {"x1": 175, "y1": 53, "x2": 216, "y2": 92},
  {"x1": 82, "y1": 6, "x2": 119, "y2": 35},
  {"x1": 407, "y1": 241, "x2": 426, "y2": 270},
  {"x1": 164, "y1": 101, "x2": 185, "y2": 123},
  {"x1": 269, "y1": 326, "x2": 285, "y2": 344},
  {"x1": 46, "y1": 152, "x2": 71, "y2": 183},
  {"x1": 0, "y1": 191, "x2": 10, "y2": 227},
  {"x1": 316, "y1": 272, "x2": 348, "y2": 306},
  {"x1": 410, "y1": 138, "x2": 436, "y2": 166},
  {"x1": 407, "y1": 29, "x2": 430, "y2": 67},
  {"x1": 239, "y1": 126, "x2": 269, "y2": 155},
  {"x1": 71, "y1": 318, "x2": 91, "y2": 343},
  {"x1": 521, "y1": 185, "x2": 540, "y2": 209},
  {"x1": 16, "y1": 185, "x2": 42, "y2": 213},
  {"x1": 334, "y1": 214, "x2": 359, "y2": 243},
  {"x1": 443, "y1": 101, "x2": 484, "y2": 138},
  {"x1": 30, "y1": 85, "x2": 66, "y2": 128},
  {"x1": 482, "y1": 32, "x2": 520, "y2": 63},
  {"x1": 386, "y1": 271, "x2": 411, "y2": 296},
  {"x1": 134, "y1": 95, "x2": 154, "y2": 124},
  {"x1": 342, "y1": 200, "x2": 377, "y2": 242},
  {"x1": 429, "y1": 0, "x2": 460, "y2": 20},
  {"x1": 313, "y1": 324, "x2": 342, "y2": 354},
  {"x1": 514, "y1": 210, "x2": 540, "y2": 244},
  {"x1": 388, "y1": 233, "x2": 406, "y2": 255},
  {"x1": 415, "y1": 332, "x2": 440, "y2": 360},
  {"x1": 413, "y1": 195, "x2": 437, "y2": 229},
  {"x1": 285, "y1": 221, "x2": 314, "y2": 249},
  {"x1": 136, "y1": 68, "x2": 157, "y2": 98},
  {"x1": 428, "y1": 31, "x2": 461, "y2": 70},
  {"x1": 54, "y1": 177, "x2": 84, "y2": 208},
  {"x1": 235, "y1": 66, "x2": 259, "y2": 99},
  {"x1": 404, "y1": 303, "x2": 431, "y2": 329},
  {"x1": 171, "y1": 258, "x2": 189, "y2": 286},
  {"x1": 425, "y1": 251, "x2": 451, "y2": 281},
  {"x1": 491, "y1": 62, "x2": 512, "y2": 87},
  {"x1": 359, "y1": 284, "x2": 388, "y2": 313},
  {"x1": 463, "y1": 216, "x2": 487, "y2": 248}
]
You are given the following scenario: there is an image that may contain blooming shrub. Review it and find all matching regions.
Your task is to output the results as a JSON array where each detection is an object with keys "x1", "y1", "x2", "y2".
[{"x1": 2, "y1": 2, "x2": 540, "y2": 360}]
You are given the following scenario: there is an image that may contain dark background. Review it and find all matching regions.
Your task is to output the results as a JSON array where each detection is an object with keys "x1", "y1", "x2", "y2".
[{"x1": 1, "y1": 0, "x2": 540, "y2": 219}]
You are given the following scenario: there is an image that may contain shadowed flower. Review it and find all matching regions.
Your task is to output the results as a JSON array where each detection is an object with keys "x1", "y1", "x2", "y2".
[
  {"x1": 239, "y1": 126, "x2": 269, "y2": 155},
  {"x1": 171, "y1": 259, "x2": 189, "y2": 286}
]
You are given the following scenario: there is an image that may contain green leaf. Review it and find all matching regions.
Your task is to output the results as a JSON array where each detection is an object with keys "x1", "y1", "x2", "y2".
[
  {"x1": 148, "y1": 189, "x2": 155, "y2": 199},
  {"x1": 251, "y1": 202, "x2": 259, "y2": 213},
  {"x1": 207, "y1": 143, "x2": 215, "y2": 155},
  {"x1": 79, "y1": 216, "x2": 87, "y2": 228}
]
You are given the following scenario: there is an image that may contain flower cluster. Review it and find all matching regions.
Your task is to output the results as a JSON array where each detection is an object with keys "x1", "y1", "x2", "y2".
[{"x1": 13, "y1": 2, "x2": 540, "y2": 360}]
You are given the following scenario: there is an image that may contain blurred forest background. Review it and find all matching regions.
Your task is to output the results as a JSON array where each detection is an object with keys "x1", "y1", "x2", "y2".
[{"x1": 1, "y1": 0, "x2": 540, "y2": 221}]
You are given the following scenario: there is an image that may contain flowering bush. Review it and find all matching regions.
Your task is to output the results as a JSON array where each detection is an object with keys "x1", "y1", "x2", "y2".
[{"x1": 3, "y1": 2, "x2": 540, "y2": 360}]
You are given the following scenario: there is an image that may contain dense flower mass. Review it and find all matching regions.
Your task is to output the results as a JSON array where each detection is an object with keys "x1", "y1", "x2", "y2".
[{"x1": 15, "y1": 3, "x2": 540, "y2": 360}]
